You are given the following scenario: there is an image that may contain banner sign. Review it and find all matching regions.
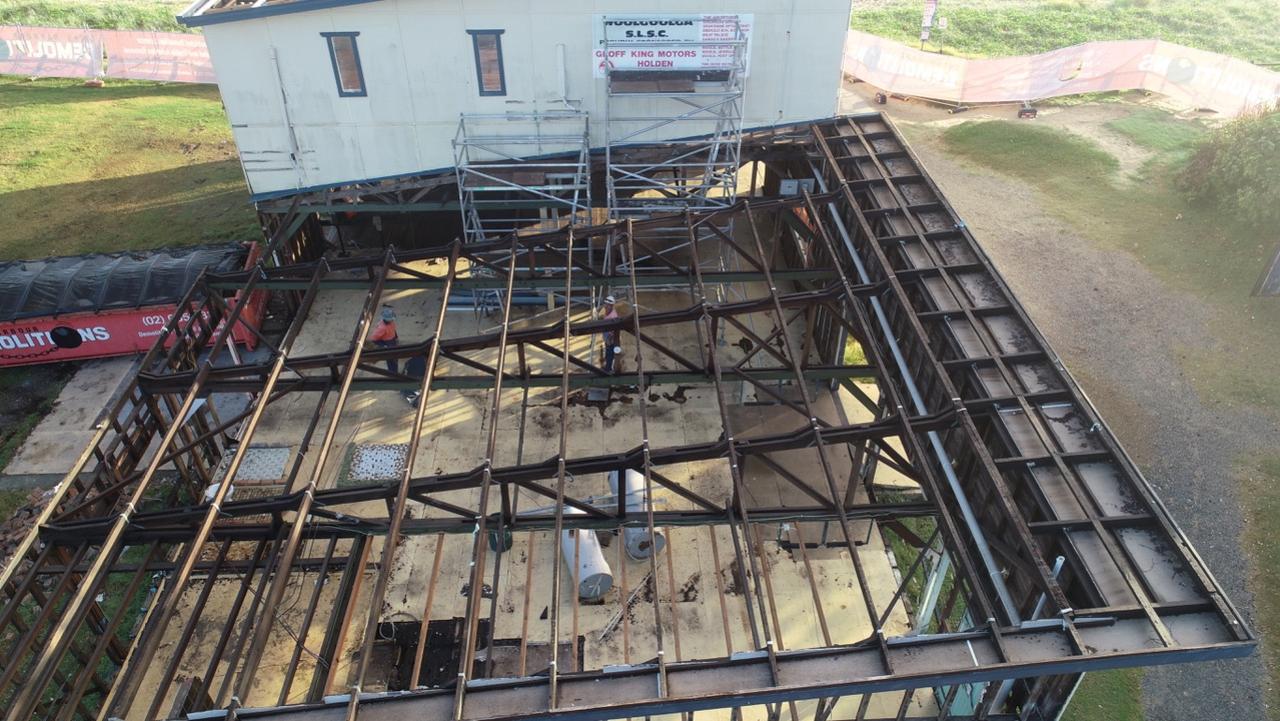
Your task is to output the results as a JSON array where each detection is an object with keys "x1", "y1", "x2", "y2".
[
  {"x1": 920, "y1": 0, "x2": 938, "y2": 42},
  {"x1": 0, "y1": 25, "x2": 215, "y2": 83},
  {"x1": 0, "y1": 298, "x2": 264, "y2": 368},
  {"x1": 844, "y1": 30, "x2": 1280, "y2": 117},
  {"x1": 101, "y1": 30, "x2": 216, "y2": 83},
  {"x1": 593, "y1": 14, "x2": 754, "y2": 78},
  {"x1": 0, "y1": 307, "x2": 194, "y2": 366},
  {"x1": 0, "y1": 26, "x2": 100, "y2": 79}
]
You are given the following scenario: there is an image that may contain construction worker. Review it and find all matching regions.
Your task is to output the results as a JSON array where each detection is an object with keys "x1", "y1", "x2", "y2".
[
  {"x1": 601, "y1": 295, "x2": 620, "y2": 374},
  {"x1": 369, "y1": 304, "x2": 400, "y2": 373}
]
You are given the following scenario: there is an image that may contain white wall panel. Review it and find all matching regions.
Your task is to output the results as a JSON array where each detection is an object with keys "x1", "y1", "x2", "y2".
[{"x1": 203, "y1": 0, "x2": 852, "y2": 197}]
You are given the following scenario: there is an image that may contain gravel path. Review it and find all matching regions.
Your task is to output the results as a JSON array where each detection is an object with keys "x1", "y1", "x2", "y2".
[{"x1": 887, "y1": 108, "x2": 1276, "y2": 720}]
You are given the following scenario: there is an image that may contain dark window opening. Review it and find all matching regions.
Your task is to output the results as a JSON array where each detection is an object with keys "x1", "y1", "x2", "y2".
[
  {"x1": 323, "y1": 31, "x2": 366, "y2": 97},
  {"x1": 467, "y1": 30, "x2": 506, "y2": 96}
]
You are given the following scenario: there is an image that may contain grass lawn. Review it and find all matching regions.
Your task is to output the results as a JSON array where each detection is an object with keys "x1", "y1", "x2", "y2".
[
  {"x1": 0, "y1": 76, "x2": 257, "y2": 261},
  {"x1": 1242, "y1": 455, "x2": 1280, "y2": 714},
  {"x1": 941, "y1": 112, "x2": 1280, "y2": 719},
  {"x1": 1061, "y1": 668, "x2": 1145, "y2": 721},
  {"x1": 0, "y1": 0, "x2": 185, "y2": 32},
  {"x1": 850, "y1": 0, "x2": 1280, "y2": 62},
  {"x1": 945, "y1": 117, "x2": 1279, "y2": 410},
  {"x1": 1105, "y1": 108, "x2": 1206, "y2": 154}
]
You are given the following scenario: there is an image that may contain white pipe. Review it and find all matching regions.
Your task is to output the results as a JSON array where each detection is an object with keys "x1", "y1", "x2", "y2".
[
  {"x1": 990, "y1": 556, "x2": 1067, "y2": 710},
  {"x1": 559, "y1": 508, "x2": 613, "y2": 599},
  {"x1": 609, "y1": 470, "x2": 667, "y2": 560}
]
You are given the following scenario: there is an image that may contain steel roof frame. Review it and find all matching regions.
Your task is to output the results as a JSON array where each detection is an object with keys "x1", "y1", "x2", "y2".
[{"x1": 0, "y1": 115, "x2": 1252, "y2": 721}]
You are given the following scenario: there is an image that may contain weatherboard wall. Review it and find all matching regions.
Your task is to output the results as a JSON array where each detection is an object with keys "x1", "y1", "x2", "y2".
[{"x1": 199, "y1": 0, "x2": 851, "y2": 197}]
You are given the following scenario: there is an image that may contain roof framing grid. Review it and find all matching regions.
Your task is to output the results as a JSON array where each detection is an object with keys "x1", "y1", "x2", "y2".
[{"x1": 0, "y1": 114, "x2": 1253, "y2": 721}]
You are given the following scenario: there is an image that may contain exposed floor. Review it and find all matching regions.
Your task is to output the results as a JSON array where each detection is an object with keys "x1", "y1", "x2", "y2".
[
  {"x1": 125, "y1": 227, "x2": 931, "y2": 718},
  {"x1": 4, "y1": 356, "x2": 136, "y2": 477},
  {"x1": 858, "y1": 85, "x2": 1277, "y2": 721}
]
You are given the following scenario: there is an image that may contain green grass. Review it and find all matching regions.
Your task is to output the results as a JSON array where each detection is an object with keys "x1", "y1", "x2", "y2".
[
  {"x1": 0, "y1": 0, "x2": 186, "y2": 31},
  {"x1": 0, "y1": 76, "x2": 257, "y2": 260},
  {"x1": 0, "y1": 488, "x2": 34, "y2": 522},
  {"x1": 850, "y1": 0, "x2": 1280, "y2": 62},
  {"x1": 1061, "y1": 668, "x2": 1145, "y2": 721},
  {"x1": 941, "y1": 114, "x2": 1280, "y2": 410},
  {"x1": 1106, "y1": 108, "x2": 1206, "y2": 152},
  {"x1": 1241, "y1": 455, "x2": 1280, "y2": 714},
  {"x1": 943, "y1": 121, "x2": 1118, "y2": 181},
  {"x1": 0, "y1": 364, "x2": 73, "y2": 472},
  {"x1": 844, "y1": 338, "x2": 867, "y2": 366}
]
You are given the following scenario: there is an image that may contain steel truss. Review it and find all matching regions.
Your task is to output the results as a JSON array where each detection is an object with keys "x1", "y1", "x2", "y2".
[{"x1": 0, "y1": 116, "x2": 1253, "y2": 721}]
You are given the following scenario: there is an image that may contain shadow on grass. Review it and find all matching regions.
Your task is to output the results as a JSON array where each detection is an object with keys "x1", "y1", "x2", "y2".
[{"x1": 0, "y1": 160, "x2": 258, "y2": 260}]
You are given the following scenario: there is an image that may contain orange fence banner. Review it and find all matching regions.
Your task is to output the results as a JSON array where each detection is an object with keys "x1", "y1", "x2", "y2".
[
  {"x1": 0, "y1": 26, "x2": 100, "y2": 79},
  {"x1": 843, "y1": 30, "x2": 1280, "y2": 116},
  {"x1": 100, "y1": 30, "x2": 215, "y2": 83}
]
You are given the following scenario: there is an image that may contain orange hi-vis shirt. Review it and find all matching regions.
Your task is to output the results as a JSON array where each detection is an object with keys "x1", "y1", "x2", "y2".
[{"x1": 370, "y1": 320, "x2": 398, "y2": 342}]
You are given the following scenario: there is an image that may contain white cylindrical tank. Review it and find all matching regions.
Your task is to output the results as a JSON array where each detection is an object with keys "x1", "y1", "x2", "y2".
[
  {"x1": 559, "y1": 509, "x2": 613, "y2": 599},
  {"x1": 610, "y1": 469, "x2": 667, "y2": 560}
]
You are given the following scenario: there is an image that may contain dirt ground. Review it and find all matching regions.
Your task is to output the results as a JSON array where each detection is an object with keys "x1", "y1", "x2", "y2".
[{"x1": 858, "y1": 87, "x2": 1276, "y2": 721}]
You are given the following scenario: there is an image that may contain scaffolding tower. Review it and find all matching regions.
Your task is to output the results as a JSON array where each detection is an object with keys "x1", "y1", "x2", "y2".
[
  {"x1": 454, "y1": 112, "x2": 593, "y2": 313},
  {"x1": 454, "y1": 111, "x2": 592, "y2": 245},
  {"x1": 603, "y1": 16, "x2": 748, "y2": 217}
]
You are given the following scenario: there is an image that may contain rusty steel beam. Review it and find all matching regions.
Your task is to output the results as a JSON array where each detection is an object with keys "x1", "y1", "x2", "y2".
[
  {"x1": 348, "y1": 241, "x2": 462, "y2": 701},
  {"x1": 232, "y1": 252, "x2": 396, "y2": 705}
]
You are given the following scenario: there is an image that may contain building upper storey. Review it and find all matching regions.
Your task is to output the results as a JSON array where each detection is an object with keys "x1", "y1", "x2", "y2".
[{"x1": 178, "y1": 0, "x2": 854, "y2": 199}]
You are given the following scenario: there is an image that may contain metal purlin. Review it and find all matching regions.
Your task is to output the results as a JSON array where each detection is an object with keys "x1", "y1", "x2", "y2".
[
  {"x1": 803, "y1": 150, "x2": 1022, "y2": 624},
  {"x1": 451, "y1": 235, "x2": 521, "y2": 721},
  {"x1": 347, "y1": 241, "x2": 462, "y2": 710},
  {"x1": 101, "y1": 260, "x2": 329, "y2": 717},
  {"x1": 231, "y1": 250, "x2": 397, "y2": 707},
  {"x1": 6, "y1": 238, "x2": 291, "y2": 719}
]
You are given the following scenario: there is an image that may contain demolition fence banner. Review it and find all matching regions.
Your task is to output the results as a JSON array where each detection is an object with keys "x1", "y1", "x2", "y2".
[
  {"x1": 0, "y1": 26, "x2": 100, "y2": 78},
  {"x1": 100, "y1": 30, "x2": 215, "y2": 83},
  {"x1": 843, "y1": 30, "x2": 1280, "y2": 117},
  {"x1": 1, "y1": 25, "x2": 215, "y2": 83}
]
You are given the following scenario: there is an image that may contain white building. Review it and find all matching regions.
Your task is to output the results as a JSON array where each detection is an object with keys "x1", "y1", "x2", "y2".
[{"x1": 179, "y1": 1, "x2": 854, "y2": 202}]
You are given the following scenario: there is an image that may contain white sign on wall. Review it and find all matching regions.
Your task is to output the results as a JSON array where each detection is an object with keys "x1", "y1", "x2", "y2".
[{"x1": 593, "y1": 14, "x2": 754, "y2": 78}]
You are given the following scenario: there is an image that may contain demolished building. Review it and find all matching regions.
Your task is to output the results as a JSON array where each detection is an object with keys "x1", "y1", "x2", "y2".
[{"x1": 0, "y1": 3, "x2": 1255, "y2": 721}]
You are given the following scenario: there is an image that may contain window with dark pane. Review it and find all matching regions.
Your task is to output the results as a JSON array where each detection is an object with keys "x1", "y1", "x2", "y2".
[
  {"x1": 323, "y1": 32, "x2": 366, "y2": 97},
  {"x1": 468, "y1": 30, "x2": 506, "y2": 96}
]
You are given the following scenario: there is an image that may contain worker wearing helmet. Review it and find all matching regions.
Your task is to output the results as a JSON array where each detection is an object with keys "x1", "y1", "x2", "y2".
[
  {"x1": 601, "y1": 295, "x2": 621, "y2": 374},
  {"x1": 369, "y1": 304, "x2": 400, "y2": 373}
]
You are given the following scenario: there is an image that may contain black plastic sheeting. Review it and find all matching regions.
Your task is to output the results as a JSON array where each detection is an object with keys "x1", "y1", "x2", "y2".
[{"x1": 0, "y1": 243, "x2": 249, "y2": 323}]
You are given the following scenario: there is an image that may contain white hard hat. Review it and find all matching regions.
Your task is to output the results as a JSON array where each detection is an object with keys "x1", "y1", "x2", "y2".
[{"x1": 604, "y1": 295, "x2": 616, "y2": 304}]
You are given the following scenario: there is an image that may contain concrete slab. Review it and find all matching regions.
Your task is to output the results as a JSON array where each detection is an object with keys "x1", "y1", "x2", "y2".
[{"x1": 5, "y1": 357, "x2": 135, "y2": 476}]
